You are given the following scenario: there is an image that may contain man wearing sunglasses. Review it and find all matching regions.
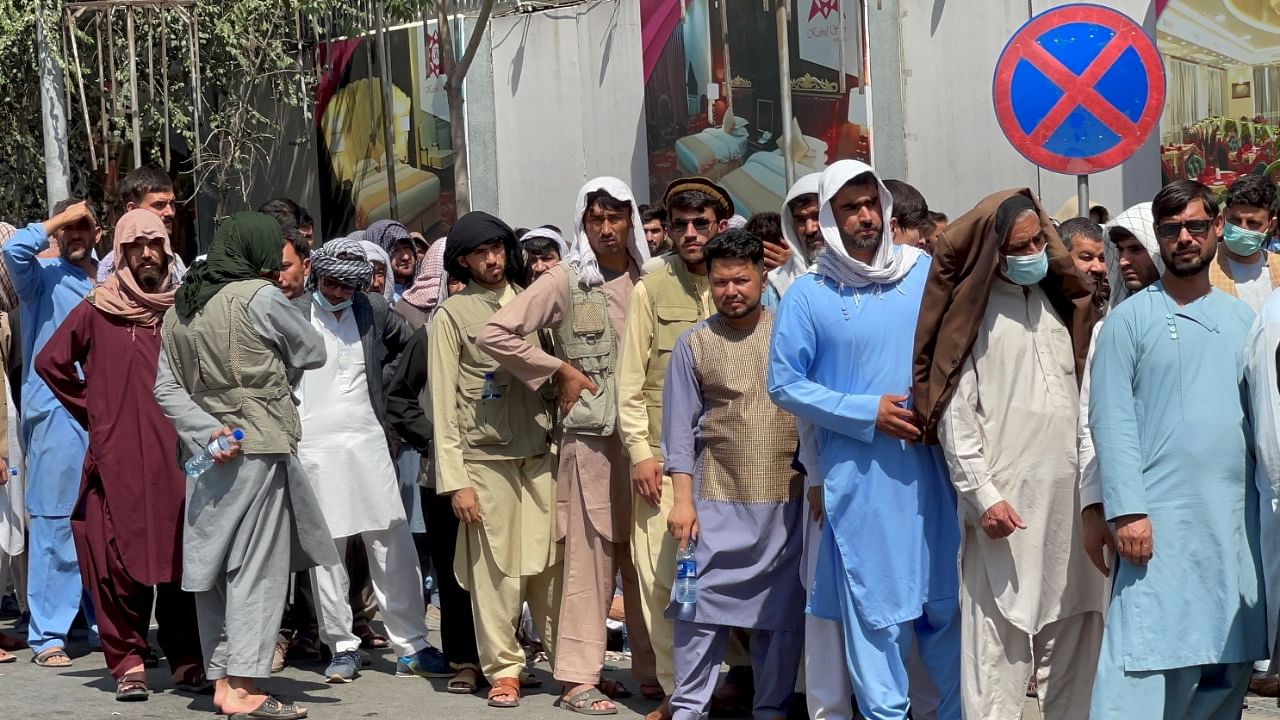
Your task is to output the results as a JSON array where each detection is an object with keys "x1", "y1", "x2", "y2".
[
  {"x1": 1089, "y1": 179, "x2": 1264, "y2": 716},
  {"x1": 1208, "y1": 174, "x2": 1280, "y2": 313},
  {"x1": 616, "y1": 177, "x2": 730, "y2": 718}
]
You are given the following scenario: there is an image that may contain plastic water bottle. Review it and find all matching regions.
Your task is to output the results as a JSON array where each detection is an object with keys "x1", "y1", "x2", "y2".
[
  {"x1": 675, "y1": 543, "x2": 698, "y2": 605},
  {"x1": 482, "y1": 372, "x2": 502, "y2": 400},
  {"x1": 185, "y1": 429, "x2": 245, "y2": 479}
]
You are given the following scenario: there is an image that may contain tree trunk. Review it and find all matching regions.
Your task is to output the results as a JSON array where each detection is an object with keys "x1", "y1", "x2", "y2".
[{"x1": 435, "y1": 0, "x2": 493, "y2": 218}]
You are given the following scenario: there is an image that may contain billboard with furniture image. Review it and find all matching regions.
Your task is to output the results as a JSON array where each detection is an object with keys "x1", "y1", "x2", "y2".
[
  {"x1": 640, "y1": 0, "x2": 871, "y2": 215},
  {"x1": 315, "y1": 23, "x2": 458, "y2": 240},
  {"x1": 1157, "y1": 0, "x2": 1280, "y2": 195}
]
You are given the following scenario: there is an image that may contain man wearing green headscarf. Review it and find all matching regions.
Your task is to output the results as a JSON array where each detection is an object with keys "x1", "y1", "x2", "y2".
[{"x1": 153, "y1": 212, "x2": 338, "y2": 720}]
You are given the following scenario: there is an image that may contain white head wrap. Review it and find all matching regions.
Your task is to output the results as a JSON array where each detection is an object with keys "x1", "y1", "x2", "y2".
[
  {"x1": 815, "y1": 160, "x2": 923, "y2": 288},
  {"x1": 520, "y1": 226, "x2": 570, "y2": 259},
  {"x1": 357, "y1": 239, "x2": 396, "y2": 304},
  {"x1": 568, "y1": 177, "x2": 651, "y2": 288},
  {"x1": 1104, "y1": 202, "x2": 1164, "y2": 308},
  {"x1": 769, "y1": 172, "x2": 823, "y2": 296}
]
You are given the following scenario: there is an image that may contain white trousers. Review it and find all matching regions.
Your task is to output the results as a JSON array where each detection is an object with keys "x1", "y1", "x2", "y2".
[
  {"x1": 0, "y1": 550, "x2": 27, "y2": 613},
  {"x1": 803, "y1": 506, "x2": 855, "y2": 720},
  {"x1": 960, "y1": 533, "x2": 1103, "y2": 720},
  {"x1": 311, "y1": 524, "x2": 428, "y2": 658}
]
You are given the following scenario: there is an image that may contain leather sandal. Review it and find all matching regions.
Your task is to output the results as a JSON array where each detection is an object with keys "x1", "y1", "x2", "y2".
[
  {"x1": 487, "y1": 677, "x2": 521, "y2": 708},
  {"x1": 115, "y1": 671, "x2": 150, "y2": 702},
  {"x1": 448, "y1": 664, "x2": 480, "y2": 694}
]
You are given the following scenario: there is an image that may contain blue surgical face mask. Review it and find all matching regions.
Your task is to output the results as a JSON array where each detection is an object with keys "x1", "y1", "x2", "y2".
[
  {"x1": 313, "y1": 290, "x2": 353, "y2": 312},
  {"x1": 1003, "y1": 247, "x2": 1049, "y2": 286},
  {"x1": 1223, "y1": 222, "x2": 1267, "y2": 256}
]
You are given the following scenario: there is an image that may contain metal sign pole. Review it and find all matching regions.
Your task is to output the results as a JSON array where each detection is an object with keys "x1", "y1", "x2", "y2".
[{"x1": 1077, "y1": 174, "x2": 1089, "y2": 219}]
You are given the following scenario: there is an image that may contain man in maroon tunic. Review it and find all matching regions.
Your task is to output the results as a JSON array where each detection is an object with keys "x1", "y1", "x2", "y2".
[{"x1": 35, "y1": 209, "x2": 204, "y2": 701}]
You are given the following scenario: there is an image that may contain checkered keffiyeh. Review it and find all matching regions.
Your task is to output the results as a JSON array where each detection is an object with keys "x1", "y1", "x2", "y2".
[
  {"x1": 309, "y1": 238, "x2": 373, "y2": 291},
  {"x1": 0, "y1": 224, "x2": 16, "y2": 312}
]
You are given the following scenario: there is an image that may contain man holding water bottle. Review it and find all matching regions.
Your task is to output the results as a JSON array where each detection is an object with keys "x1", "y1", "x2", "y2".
[
  {"x1": 663, "y1": 228, "x2": 804, "y2": 720},
  {"x1": 153, "y1": 212, "x2": 337, "y2": 720}
]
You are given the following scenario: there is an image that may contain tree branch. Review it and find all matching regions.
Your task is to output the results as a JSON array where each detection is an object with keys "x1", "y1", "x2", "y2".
[{"x1": 451, "y1": 0, "x2": 492, "y2": 84}]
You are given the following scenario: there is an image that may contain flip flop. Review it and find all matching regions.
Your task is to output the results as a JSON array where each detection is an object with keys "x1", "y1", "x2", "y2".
[
  {"x1": 115, "y1": 672, "x2": 150, "y2": 702},
  {"x1": 487, "y1": 677, "x2": 521, "y2": 708},
  {"x1": 31, "y1": 646, "x2": 72, "y2": 668},
  {"x1": 557, "y1": 687, "x2": 618, "y2": 716},
  {"x1": 447, "y1": 665, "x2": 479, "y2": 695},
  {"x1": 0, "y1": 648, "x2": 15, "y2": 664},
  {"x1": 227, "y1": 696, "x2": 308, "y2": 720}
]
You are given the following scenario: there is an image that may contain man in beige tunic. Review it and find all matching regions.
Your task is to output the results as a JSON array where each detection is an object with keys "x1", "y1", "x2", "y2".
[
  {"x1": 927, "y1": 192, "x2": 1106, "y2": 719},
  {"x1": 431, "y1": 212, "x2": 559, "y2": 708},
  {"x1": 478, "y1": 178, "x2": 656, "y2": 715},
  {"x1": 617, "y1": 177, "x2": 729, "y2": 711}
]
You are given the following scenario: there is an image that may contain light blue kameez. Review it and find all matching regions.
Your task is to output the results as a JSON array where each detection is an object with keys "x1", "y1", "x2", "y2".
[
  {"x1": 767, "y1": 260, "x2": 961, "y2": 720},
  {"x1": 2, "y1": 223, "x2": 92, "y2": 653},
  {"x1": 1089, "y1": 282, "x2": 1266, "y2": 717}
]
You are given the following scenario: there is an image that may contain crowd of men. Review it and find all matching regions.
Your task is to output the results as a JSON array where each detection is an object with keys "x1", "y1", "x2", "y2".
[{"x1": 0, "y1": 157, "x2": 1278, "y2": 720}]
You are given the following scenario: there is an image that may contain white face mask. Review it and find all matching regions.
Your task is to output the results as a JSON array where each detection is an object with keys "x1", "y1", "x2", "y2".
[{"x1": 313, "y1": 289, "x2": 352, "y2": 312}]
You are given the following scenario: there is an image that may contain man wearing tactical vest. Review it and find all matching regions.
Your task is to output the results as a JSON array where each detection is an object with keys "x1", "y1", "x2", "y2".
[
  {"x1": 617, "y1": 177, "x2": 731, "y2": 717},
  {"x1": 479, "y1": 178, "x2": 655, "y2": 715},
  {"x1": 153, "y1": 213, "x2": 339, "y2": 720},
  {"x1": 428, "y1": 212, "x2": 559, "y2": 709}
]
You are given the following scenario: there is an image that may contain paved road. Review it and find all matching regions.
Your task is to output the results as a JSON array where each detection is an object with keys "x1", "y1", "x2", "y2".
[{"x1": 4, "y1": 609, "x2": 1278, "y2": 719}]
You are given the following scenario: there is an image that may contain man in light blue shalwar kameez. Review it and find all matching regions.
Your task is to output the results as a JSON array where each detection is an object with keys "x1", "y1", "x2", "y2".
[
  {"x1": 2, "y1": 201, "x2": 95, "y2": 661},
  {"x1": 1090, "y1": 179, "x2": 1267, "y2": 717},
  {"x1": 768, "y1": 160, "x2": 961, "y2": 720}
]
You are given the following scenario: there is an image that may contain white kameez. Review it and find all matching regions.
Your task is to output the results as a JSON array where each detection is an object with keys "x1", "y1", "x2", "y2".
[
  {"x1": 0, "y1": 381, "x2": 24, "y2": 557},
  {"x1": 298, "y1": 306, "x2": 405, "y2": 539}
]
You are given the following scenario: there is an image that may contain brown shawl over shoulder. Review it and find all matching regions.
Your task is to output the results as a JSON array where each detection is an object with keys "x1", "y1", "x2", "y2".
[{"x1": 911, "y1": 188, "x2": 1099, "y2": 444}]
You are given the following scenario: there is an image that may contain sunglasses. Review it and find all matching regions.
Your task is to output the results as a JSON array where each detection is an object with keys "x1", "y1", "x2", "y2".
[
  {"x1": 1155, "y1": 219, "x2": 1212, "y2": 240},
  {"x1": 675, "y1": 217, "x2": 714, "y2": 232}
]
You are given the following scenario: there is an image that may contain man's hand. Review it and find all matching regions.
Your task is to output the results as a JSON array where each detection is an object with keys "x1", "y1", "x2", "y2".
[
  {"x1": 44, "y1": 201, "x2": 95, "y2": 237},
  {"x1": 667, "y1": 500, "x2": 699, "y2": 549},
  {"x1": 1114, "y1": 514, "x2": 1153, "y2": 566},
  {"x1": 0, "y1": 457, "x2": 9, "y2": 486},
  {"x1": 554, "y1": 362, "x2": 599, "y2": 417},
  {"x1": 980, "y1": 500, "x2": 1026, "y2": 539},
  {"x1": 1081, "y1": 504, "x2": 1115, "y2": 576},
  {"x1": 632, "y1": 457, "x2": 663, "y2": 508},
  {"x1": 209, "y1": 427, "x2": 242, "y2": 464},
  {"x1": 876, "y1": 394, "x2": 921, "y2": 441},
  {"x1": 451, "y1": 487, "x2": 483, "y2": 524},
  {"x1": 807, "y1": 485, "x2": 824, "y2": 527},
  {"x1": 763, "y1": 240, "x2": 792, "y2": 271}
]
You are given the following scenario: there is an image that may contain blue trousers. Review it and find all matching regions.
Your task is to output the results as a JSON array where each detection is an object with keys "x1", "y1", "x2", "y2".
[
  {"x1": 1090, "y1": 603, "x2": 1252, "y2": 719},
  {"x1": 26, "y1": 515, "x2": 85, "y2": 653},
  {"x1": 837, "y1": 573, "x2": 962, "y2": 720},
  {"x1": 671, "y1": 620, "x2": 802, "y2": 720}
]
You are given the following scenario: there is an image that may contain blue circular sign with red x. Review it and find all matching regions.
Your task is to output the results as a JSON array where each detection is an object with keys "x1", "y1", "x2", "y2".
[{"x1": 993, "y1": 4, "x2": 1166, "y2": 175}]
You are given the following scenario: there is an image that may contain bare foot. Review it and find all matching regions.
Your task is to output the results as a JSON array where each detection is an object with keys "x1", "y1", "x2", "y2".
[{"x1": 562, "y1": 683, "x2": 616, "y2": 713}]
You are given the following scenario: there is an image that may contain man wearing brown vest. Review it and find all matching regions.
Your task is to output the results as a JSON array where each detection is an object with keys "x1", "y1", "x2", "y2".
[
  {"x1": 617, "y1": 178, "x2": 729, "y2": 716},
  {"x1": 1208, "y1": 174, "x2": 1280, "y2": 313}
]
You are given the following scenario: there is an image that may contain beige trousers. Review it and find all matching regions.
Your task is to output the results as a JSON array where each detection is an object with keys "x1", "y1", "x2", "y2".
[
  {"x1": 631, "y1": 475, "x2": 676, "y2": 694},
  {"x1": 456, "y1": 457, "x2": 562, "y2": 682},
  {"x1": 960, "y1": 533, "x2": 1104, "y2": 720}
]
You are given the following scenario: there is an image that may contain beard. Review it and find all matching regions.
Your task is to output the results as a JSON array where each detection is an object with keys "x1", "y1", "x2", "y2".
[
  {"x1": 1162, "y1": 241, "x2": 1215, "y2": 278},
  {"x1": 718, "y1": 297, "x2": 759, "y2": 320},
  {"x1": 60, "y1": 243, "x2": 89, "y2": 263},
  {"x1": 840, "y1": 227, "x2": 880, "y2": 251},
  {"x1": 136, "y1": 264, "x2": 166, "y2": 292}
]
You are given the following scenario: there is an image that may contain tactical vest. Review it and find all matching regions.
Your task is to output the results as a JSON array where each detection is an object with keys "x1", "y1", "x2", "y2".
[
  {"x1": 436, "y1": 285, "x2": 551, "y2": 458},
  {"x1": 161, "y1": 279, "x2": 298, "y2": 455},
  {"x1": 554, "y1": 267, "x2": 619, "y2": 437},
  {"x1": 639, "y1": 258, "x2": 707, "y2": 460},
  {"x1": 1209, "y1": 243, "x2": 1280, "y2": 299}
]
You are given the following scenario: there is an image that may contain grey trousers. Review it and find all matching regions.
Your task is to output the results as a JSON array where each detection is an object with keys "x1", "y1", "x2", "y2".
[
  {"x1": 671, "y1": 620, "x2": 802, "y2": 720},
  {"x1": 194, "y1": 473, "x2": 293, "y2": 680}
]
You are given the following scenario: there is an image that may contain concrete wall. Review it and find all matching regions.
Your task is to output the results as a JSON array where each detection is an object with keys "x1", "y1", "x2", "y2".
[
  {"x1": 890, "y1": 0, "x2": 1162, "y2": 220},
  {"x1": 488, "y1": 0, "x2": 649, "y2": 232}
]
